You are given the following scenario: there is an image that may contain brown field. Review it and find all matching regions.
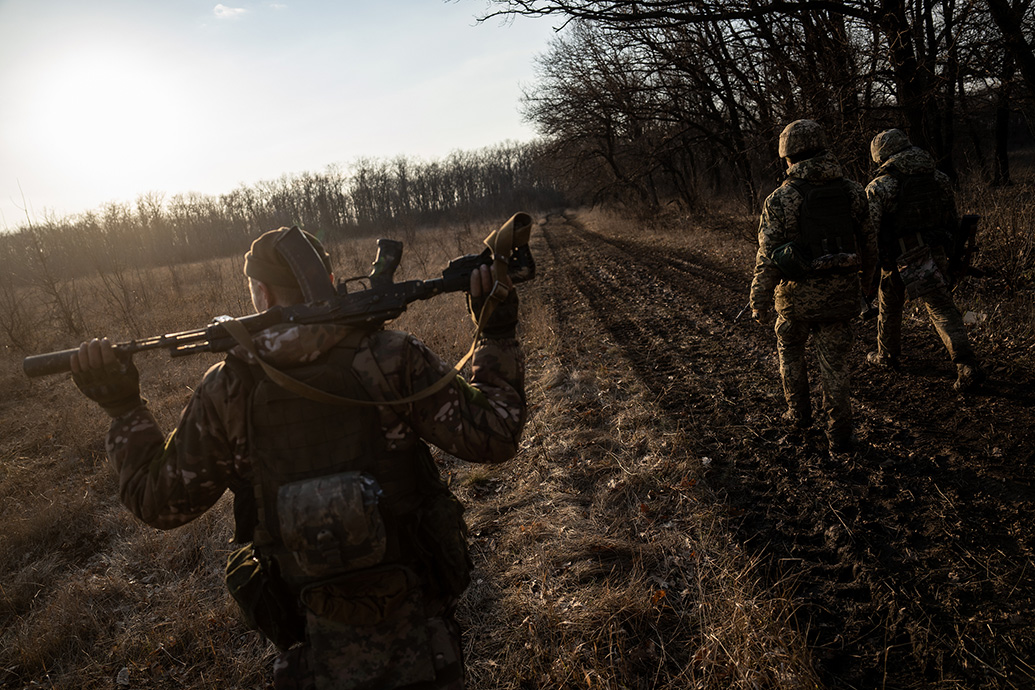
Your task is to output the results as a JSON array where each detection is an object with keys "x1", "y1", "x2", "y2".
[{"x1": 1, "y1": 201, "x2": 1033, "y2": 689}]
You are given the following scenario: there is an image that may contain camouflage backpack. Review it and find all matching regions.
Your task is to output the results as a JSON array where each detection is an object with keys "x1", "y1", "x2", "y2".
[
  {"x1": 770, "y1": 178, "x2": 859, "y2": 281},
  {"x1": 881, "y1": 170, "x2": 953, "y2": 259}
]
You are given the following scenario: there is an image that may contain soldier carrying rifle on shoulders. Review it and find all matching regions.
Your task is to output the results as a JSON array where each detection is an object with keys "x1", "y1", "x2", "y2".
[{"x1": 66, "y1": 223, "x2": 528, "y2": 690}]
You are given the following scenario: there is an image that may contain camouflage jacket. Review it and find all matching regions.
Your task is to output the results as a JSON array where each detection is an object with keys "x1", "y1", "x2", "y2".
[
  {"x1": 750, "y1": 152, "x2": 876, "y2": 321},
  {"x1": 103, "y1": 325, "x2": 525, "y2": 530},
  {"x1": 866, "y1": 146, "x2": 958, "y2": 263}
]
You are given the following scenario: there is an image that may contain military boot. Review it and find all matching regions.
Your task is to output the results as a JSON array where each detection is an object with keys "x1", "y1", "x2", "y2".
[
  {"x1": 781, "y1": 408, "x2": 812, "y2": 430},
  {"x1": 866, "y1": 350, "x2": 899, "y2": 369},
  {"x1": 954, "y1": 361, "x2": 987, "y2": 392}
]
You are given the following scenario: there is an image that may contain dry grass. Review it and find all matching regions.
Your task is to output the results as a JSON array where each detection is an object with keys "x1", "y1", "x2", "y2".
[
  {"x1": 447, "y1": 208, "x2": 818, "y2": 689},
  {"x1": 1, "y1": 210, "x2": 825, "y2": 689}
]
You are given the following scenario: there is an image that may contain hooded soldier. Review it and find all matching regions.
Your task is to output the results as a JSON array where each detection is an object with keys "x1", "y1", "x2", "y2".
[
  {"x1": 750, "y1": 119, "x2": 877, "y2": 453},
  {"x1": 865, "y1": 129, "x2": 986, "y2": 392}
]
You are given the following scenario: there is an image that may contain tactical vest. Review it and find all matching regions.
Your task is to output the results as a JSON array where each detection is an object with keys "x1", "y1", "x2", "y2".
[
  {"x1": 880, "y1": 170, "x2": 952, "y2": 259},
  {"x1": 787, "y1": 178, "x2": 860, "y2": 259},
  {"x1": 225, "y1": 332, "x2": 471, "y2": 598}
]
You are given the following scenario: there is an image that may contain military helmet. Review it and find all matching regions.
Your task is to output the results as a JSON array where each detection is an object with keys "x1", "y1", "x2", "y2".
[
  {"x1": 870, "y1": 129, "x2": 912, "y2": 164},
  {"x1": 778, "y1": 119, "x2": 828, "y2": 159}
]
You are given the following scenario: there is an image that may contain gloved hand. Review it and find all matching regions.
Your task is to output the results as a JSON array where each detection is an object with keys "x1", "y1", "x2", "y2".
[
  {"x1": 70, "y1": 338, "x2": 143, "y2": 417},
  {"x1": 468, "y1": 288, "x2": 519, "y2": 339},
  {"x1": 467, "y1": 264, "x2": 519, "y2": 340}
]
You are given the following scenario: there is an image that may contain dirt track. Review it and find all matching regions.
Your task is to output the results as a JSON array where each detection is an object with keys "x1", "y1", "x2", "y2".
[{"x1": 534, "y1": 212, "x2": 1035, "y2": 689}]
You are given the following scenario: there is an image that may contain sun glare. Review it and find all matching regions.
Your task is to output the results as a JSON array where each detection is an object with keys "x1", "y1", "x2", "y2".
[{"x1": 25, "y1": 48, "x2": 199, "y2": 201}]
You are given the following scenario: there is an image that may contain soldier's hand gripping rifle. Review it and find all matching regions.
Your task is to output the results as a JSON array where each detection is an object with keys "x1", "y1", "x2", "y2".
[{"x1": 23, "y1": 212, "x2": 535, "y2": 378}]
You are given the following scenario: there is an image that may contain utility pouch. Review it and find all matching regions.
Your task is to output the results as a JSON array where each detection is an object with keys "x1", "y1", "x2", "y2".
[
  {"x1": 225, "y1": 542, "x2": 305, "y2": 651},
  {"x1": 301, "y1": 566, "x2": 436, "y2": 690},
  {"x1": 770, "y1": 241, "x2": 812, "y2": 282},
  {"x1": 897, "y1": 245, "x2": 946, "y2": 300},
  {"x1": 413, "y1": 489, "x2": 473, "y2": 598},
  {"x1": 278, "y1": 472, "x2": 387, "y2": 578}
]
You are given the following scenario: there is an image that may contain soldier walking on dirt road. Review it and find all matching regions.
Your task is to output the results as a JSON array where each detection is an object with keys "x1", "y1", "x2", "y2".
[
  {"x1": 67, "y1": 226, "x2": 527, "y2": 690},
  {"x1": 750, "y1": 119, "x2": 877, "y2": 453},
  {"x1": 865, "y1": 129, "x2": 987, "y2": 392}
]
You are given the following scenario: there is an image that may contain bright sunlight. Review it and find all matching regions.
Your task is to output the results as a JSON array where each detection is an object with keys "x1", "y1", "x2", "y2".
[{"x1": 23, "y1": 47, "x2": 201, "y2": 200}]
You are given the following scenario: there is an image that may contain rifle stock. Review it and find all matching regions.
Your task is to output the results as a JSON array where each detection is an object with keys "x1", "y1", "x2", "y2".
[{"x1": 24, "y1": 214, "x2": 535, "y2": 378}]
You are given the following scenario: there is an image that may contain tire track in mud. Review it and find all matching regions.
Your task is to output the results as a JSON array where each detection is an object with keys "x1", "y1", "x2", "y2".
[{"x1": 538, "y1": 213, "x2": 1035, "y2": 689}]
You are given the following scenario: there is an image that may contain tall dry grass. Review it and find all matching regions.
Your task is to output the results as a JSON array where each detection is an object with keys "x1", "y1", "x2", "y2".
[
  {"x1": 0, "y1": 220, "x2": 503, "y2": 689},
  {"x1": 4, "y1": 181, "x2": 1032, "y2": 688},
  {"x1": 953, "y1": 181, "x2": 1035, "y2": 363},
  {"x1": 0, "y1": 209, "x2": 827, "y2": 690}
]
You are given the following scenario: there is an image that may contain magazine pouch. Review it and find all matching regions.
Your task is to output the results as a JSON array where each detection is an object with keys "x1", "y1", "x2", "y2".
[
  {"x1": 770, "y1": 241, "x2": 812, "y2": 282},
  {"x1": 278, "y1": 472, "x2": 387, "y2": 579},
  {"x1": 897, "y1": 245, "x2": 946, "y2": 300}
]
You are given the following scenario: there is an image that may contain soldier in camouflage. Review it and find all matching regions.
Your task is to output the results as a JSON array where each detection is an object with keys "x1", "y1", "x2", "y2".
[
  {"x1": 69, "y1": 226, "x2": 527, "y2": 690},
  {"x1": 750, "y1": 119, "x2": 877, "y2": 453},
  {"x1": 865, "y1": 129, "x2": 986, "y2": 392}
]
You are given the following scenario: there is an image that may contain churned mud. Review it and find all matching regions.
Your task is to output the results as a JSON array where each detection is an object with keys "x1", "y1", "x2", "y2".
[{"x1": 530, "y1": 211, "x2": 1035, "y2": 689}]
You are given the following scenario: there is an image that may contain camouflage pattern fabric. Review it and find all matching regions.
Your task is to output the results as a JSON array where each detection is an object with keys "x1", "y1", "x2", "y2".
[
  {"x1": 103, "y1": 324, "x2": 524, "y2": 528},
  {"x1": 866, "y1": 146, "x2": 959, "y2": 260},
  {"x1": 874, "y1": 248, "x2": 977, "y2": 365},
  {"x1": 272, "y1": 605, "x2": 464, "y2": 690},
  {"x1": 866, "y1": 147, "x2": 979, "y2": 367},
  {"x1": 896, "y1": 245, "x2": 947, "y2": 300},
  {"x1": 775, "y1": 315, "x2": 854, "y2": 440},
  {"x1": 750, "y1": 153, "x2": 877, "y2": 320},
  {"x1": 101, "y1": 323, "x2": 524, "y2": 689},
  {"x1": 750, "y1": 152, "x2": 876, "y2": 443},
  {"x1": 302, "y1": 567, "x2": 435, "y2": 690}
]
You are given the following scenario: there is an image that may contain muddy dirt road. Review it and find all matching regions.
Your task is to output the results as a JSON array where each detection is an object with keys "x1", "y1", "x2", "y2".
[{"x1": 534, "y1": 212, "x2": 1035, "y2": 689}]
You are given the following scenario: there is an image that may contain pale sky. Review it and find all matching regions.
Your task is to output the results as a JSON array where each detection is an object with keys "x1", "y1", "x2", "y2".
[{"x1": 0, "y1": 0, "x2": 558, "y2": 229}]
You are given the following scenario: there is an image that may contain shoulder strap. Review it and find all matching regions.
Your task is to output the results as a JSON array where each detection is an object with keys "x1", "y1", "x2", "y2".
[{"x1": 222, "y1": 319, "x2": 478, "y2": 407}]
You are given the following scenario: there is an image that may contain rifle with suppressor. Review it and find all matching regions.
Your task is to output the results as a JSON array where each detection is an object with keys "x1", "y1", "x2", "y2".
[{"x1": 24, "y1": 213, "x2": 535, "y2": 378}]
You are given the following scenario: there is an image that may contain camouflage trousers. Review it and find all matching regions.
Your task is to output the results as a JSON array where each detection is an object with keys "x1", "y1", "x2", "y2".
[
  {"x1": 875, "y1": 259, "x2": 977, "y2": 365},
  {"x1": 272, "y1": 572, "x2": 465, "y2": 690},
  {"x1": 774, "y1": 315, "x2": 854, "y2": 441}
]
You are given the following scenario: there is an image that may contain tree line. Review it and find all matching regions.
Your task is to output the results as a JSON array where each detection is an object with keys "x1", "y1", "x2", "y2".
[
  {"x1": 487, "y1": 0, "x2": 1035, "y2": 210},
  {"x1": 1, "y1": 141, "x2": 563, "y2": 284},
  {"x1": 0, "y1": 142, "x2": 565, "y2": 349}
]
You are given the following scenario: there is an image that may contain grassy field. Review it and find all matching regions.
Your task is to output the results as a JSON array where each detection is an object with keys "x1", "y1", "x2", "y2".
[{"x1": 1, "y1": 186, "x2": 1032, "y2": 688}]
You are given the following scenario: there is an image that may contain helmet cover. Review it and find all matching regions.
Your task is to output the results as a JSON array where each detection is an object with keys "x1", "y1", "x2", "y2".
[
  {"x1": 778, "y1": 119, "x2": 828, "y2": 159},
  {"x1": 870, "y1": 129, "x2": 912, "y2": 164}
]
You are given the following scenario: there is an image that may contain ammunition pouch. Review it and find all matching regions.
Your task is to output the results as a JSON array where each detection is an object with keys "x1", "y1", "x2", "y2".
[
  {"x1": 277, "y1": 472, "x2": 387, "y2": 579},
  {"x1": 770, "y1": 241, "x2": 812, "y2": 282}
]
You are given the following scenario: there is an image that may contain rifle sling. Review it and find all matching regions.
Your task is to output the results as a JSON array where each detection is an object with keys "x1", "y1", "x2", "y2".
[
  {"x1": 223, "y1": 318, "x2": 480, "y2": 407},
  {"x1": 219, "y1": 214, "x2": 516, "y2": 407}
]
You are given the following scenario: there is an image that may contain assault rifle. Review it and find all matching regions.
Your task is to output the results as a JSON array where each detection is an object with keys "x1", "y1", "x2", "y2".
[
  {"x1": 949, "y1": 214, "x2": 983, "y2": 286},
  {"x1": 23, "y1": 213, "x2": 535, "y2": 378}
]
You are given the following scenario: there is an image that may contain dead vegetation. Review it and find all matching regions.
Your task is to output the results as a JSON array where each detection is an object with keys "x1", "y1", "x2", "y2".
[{"x1": 1, "y1": 194, "x2": 1033, "y2": 688}]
